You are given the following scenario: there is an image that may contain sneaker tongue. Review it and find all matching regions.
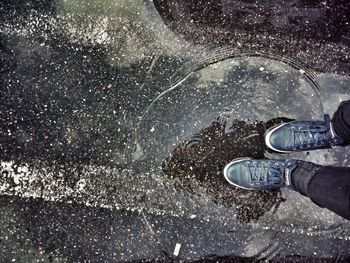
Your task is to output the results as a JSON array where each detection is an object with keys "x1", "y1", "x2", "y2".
[
  {"x1": 284, "y1": 162, "x2": 298, "y2": 187},
  {"x1": 283, "y1": 167, "x2": 290, "y2": 186}
]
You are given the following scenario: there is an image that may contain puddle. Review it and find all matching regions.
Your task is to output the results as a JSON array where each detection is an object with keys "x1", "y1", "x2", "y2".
[{"x1": 136, "y1": 55, "x2": 323, "y2": 166}]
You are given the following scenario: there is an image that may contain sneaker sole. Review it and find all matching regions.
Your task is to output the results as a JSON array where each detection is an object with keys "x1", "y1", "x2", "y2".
[
  {"x1": 223, "y1": 157, "x2": 257, "y2": 191},
  {"x1": 265, "y1": 123, "x2": 292, "y2": 153}
]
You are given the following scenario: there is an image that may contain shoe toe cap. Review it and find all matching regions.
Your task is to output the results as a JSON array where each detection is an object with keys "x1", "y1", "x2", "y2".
[
  {"x1": 268, "y1": 126, "x2": 291, "y2": 152},
  {"x1": 269, "y1": 132, "x2": 286, "y2": 149},
  {"x1": 225, "y1": 163, "x2": 251, "y2": 188}
]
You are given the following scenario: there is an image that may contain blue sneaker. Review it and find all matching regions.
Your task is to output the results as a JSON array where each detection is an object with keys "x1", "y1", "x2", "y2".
[
  {"x1": 223, "y1": 158, "x2": 300, "y2": 190},
  {"x1": 265, "y1": 114, "x2": 345, "y2": 153}
]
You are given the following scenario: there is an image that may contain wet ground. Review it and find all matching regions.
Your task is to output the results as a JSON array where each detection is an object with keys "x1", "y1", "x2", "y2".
[{"x1": 1, "y1": 0, "x2": 350, "y2": 262}]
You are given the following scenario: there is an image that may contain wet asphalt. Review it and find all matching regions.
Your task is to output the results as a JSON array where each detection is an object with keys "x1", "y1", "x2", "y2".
[{"x1": 1, "y1": 0, "x2": 350, "y2": 262}]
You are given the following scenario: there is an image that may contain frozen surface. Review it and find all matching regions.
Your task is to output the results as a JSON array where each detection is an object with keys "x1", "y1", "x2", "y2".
[{"x1": 1, "y1": 0, "x2": 350, "y2": 261}]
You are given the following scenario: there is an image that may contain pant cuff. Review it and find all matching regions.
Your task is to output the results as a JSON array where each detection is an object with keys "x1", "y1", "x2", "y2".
[{"x1": 291, "y1": 161, "x2": 323, "y2": 196}]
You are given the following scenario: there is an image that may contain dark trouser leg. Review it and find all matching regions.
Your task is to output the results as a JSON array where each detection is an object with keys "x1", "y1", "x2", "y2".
[
  {"x1": 331, "y1": 100, "x2": 350, "y2": 144},
  {"x1": 292, "y1": 162, "x2": 350, "y2": 220}
]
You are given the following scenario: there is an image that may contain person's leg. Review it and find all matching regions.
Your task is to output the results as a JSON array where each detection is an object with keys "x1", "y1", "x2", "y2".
[
  {"x1": 224, "y1": 158, "x2": 350, "y2": 220},
  {"x1": 265, "y1": 100, "x2": 350, "y2": 153},
  {"x1": 226, "y1": 100, "x2": 350, "y2": 219},
  {"x1": 292, "y1": 162, "x2": 350, "y2": 220},
  {"x1": 331, "y1": 100, "x2": 350, "y2": 144}
]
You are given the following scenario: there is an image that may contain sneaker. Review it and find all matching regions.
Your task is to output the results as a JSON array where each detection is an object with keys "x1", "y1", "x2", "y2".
[
  {"x1": 223, "y1": 158, "x2": 299, "y2": 190},
  {"x1": 265, "y1": 114, "x2": 345, "y2": 153}
]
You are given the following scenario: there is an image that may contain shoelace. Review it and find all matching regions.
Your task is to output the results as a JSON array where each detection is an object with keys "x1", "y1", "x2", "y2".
[
  {"x1": 246, "y1": 161, "x2": 284, "y2": 186},
  {"x1": 293, "y1": 126, "x2": 329, "y2": 149}
]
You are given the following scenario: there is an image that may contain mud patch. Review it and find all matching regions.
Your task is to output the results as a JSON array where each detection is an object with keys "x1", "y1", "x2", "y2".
[{"x1": 162, "y1": 117, "x2": 291, "y2": 222}]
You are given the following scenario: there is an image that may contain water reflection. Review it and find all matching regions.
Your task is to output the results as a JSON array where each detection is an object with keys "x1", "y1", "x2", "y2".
[{"x1": 137, "y1": 56, "x2": 322, "y2": 167}]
